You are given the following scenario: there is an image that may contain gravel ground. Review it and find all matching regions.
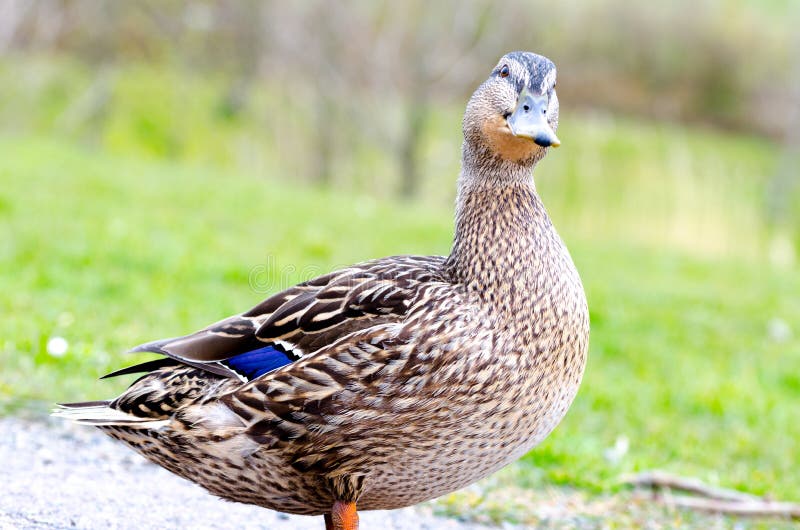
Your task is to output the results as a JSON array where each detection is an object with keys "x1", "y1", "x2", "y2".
[{"x1": 0, "y1": 418, "x2": 516, "y2": 530}]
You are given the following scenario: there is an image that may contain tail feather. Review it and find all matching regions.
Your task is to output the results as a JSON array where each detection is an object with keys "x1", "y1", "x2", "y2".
[
  {"x1": 57, "y1": 400, "x2": 112, "y2": 408},
  {"x1": 100, "y1": 358, "x2": 177, "y2": 379},
  {"x1": 52, "y1": 402, "x2": 170, "y2": 428}
]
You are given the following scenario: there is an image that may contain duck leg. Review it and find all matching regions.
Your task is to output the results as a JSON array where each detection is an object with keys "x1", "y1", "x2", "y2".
[{"x1": 324, "y1": 500, "x2": 359, "y2": 530}]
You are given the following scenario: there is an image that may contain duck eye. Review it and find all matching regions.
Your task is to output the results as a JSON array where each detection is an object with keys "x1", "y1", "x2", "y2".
[{"x1": 499, "y1": 65, "x2": 510, "y2": 78}]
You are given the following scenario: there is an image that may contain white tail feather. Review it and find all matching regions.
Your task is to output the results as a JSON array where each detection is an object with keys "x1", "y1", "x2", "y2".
[{"x1": 52, "y1": 404, "x2": 170, "y2": 428}]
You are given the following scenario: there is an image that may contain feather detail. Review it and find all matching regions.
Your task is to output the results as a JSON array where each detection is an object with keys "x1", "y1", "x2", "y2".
[
  {"x1": 101, "y1": 358, "x2": 177, "y2": 379},
  {"x1": 52, "y1": 402, "x2": 170, "y2": 428},
  {"x1": 113, "y1": 256, "x2": 446, "y2": 381},
  {"x1": 221, "y1": 343, "x2": 304, "y2": 381}
]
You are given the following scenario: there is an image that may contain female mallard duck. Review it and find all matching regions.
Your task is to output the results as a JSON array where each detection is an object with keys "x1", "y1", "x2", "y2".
[{"x1": 56, "y1": 51, "x2": 589, "y2": 530}]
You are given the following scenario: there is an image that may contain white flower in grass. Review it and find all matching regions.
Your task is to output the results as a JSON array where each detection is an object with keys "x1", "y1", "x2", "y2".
[
  {"x1": 603, "y1": 435, "x2": 629, "y2": 465},
  {"x1": 46, "y1": 336, "x2": 69, "y2": 357}
]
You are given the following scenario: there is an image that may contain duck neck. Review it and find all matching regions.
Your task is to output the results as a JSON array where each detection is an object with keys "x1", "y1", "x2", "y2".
[{"x1": 447, "y1": 142, "x2": 556, "y2": 298}]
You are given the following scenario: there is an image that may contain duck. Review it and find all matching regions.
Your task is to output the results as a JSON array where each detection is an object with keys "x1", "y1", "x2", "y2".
[{"x1": 55, "y1": 51, "x2": 589, "y2": 530}]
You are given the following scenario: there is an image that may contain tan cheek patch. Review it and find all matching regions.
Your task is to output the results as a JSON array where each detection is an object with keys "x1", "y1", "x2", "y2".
[{"x1": 481, "y1": 114, "x2": 539, "y2": 163}]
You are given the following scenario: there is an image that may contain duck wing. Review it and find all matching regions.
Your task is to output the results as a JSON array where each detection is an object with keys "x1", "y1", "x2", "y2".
[{"x1": 117, "y1": 255, "x2": 447, "y2": 382}]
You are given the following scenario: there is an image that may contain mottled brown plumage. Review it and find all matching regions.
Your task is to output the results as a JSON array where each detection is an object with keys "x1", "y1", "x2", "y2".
[{"x1": 55, "y1": 51, "x2": 589, "y2": 529}]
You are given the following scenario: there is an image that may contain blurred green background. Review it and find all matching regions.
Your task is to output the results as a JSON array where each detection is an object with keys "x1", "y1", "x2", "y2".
[{"x1": 1, "y1": 0, "x2": 798, "y2": 526}]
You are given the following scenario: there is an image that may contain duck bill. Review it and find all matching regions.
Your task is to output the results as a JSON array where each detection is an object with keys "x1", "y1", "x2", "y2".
[{"x1": 507, "y1": 89, "x2": 560, "y2": 148}]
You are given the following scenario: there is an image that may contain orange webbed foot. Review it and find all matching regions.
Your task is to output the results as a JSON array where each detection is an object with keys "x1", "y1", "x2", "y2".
[{"x1": 324, "y1": 500, "x2": 358, "y2": 530}]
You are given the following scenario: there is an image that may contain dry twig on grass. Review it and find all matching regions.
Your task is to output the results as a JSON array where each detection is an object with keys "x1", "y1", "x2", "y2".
[{"x1": 622, "y1": 471, "x2": 800, "y2": 520}]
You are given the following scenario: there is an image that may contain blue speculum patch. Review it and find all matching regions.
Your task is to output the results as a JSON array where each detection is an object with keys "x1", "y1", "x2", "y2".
[{"x1": 223, "y1": 345, "x2": 295, "y2": 380}]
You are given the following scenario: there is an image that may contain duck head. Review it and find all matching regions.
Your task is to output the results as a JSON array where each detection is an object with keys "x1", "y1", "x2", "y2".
[{"x1": 463, "y1": 51, "x2": 560, "y2": 166}]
